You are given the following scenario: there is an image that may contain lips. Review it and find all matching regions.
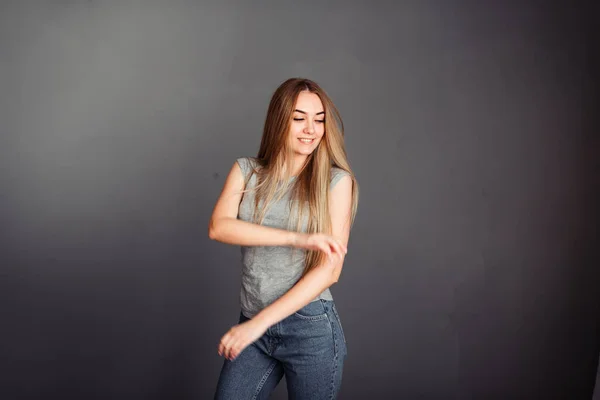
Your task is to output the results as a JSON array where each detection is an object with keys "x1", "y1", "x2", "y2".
[{"x1": 298, "y1": 138, "x2": 314, "y2": 144}]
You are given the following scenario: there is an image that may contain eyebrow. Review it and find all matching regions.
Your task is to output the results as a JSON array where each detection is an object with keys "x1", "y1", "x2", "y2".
[{"x1": 294, "y1": 109, "x2": 325, "y2": 116}]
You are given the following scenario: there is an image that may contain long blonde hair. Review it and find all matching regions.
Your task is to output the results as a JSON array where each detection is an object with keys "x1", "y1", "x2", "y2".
[{"x1": 244, "y1": 78, "x2": 359, "y2": 276}]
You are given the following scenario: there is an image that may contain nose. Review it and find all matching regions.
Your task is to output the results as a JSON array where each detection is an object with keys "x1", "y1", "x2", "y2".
[{"x1": 304, "y1": 120, "x2": 315, "y2": 134}]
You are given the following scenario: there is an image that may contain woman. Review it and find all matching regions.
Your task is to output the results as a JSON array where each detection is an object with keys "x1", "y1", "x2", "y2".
[{"x1": 209, "y1": 77, "x2": 359, "y2": 399}]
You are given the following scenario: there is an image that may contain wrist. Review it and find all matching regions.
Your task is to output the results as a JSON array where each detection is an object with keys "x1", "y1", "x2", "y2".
[
  {"x1": 252, "y1": 311, "x2": 275, "y2": 330},
  {"x1": 289, "y1": 232, "x2": 306, "y2": 248}
]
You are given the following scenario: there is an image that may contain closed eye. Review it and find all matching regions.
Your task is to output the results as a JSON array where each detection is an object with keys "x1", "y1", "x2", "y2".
[{"x1": 293, "y1": 118, "x2": 326, "y2": 123}]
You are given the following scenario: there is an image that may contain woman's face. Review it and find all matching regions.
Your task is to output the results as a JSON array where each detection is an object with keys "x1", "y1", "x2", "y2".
[{"x1": 289, "y1": 91, "x2": 325, "y2": 157}]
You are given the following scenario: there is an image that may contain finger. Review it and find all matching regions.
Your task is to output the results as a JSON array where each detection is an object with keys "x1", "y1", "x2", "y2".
[
  {"x1": 230, "y1": 340, "x2": 243, "y2": 360},
  {"x1": 224, "y1": 337, "x2": 236, "y2": 360},
  {"x1": 336, "y1": 239, "x2": 347, "y2": 256},
  {"x1": 337, "y1": 241, "x2": 347, "y2": 257},
  {"x1": 230, "y1": 343, "x2": 241, "y2": 360},
  {"x1": 338, "y1": 239, "x2": 348, "y2": 254},
  {"x1": 319, "y1": 243, "x2": 332, "y2": 258},
  {"x1": 333, "y1": 238, "x2": 346, "y2": 253},
  {"x1": 324, "y1": 241, "x2": 333, "y2": 256},
  {"x1": 218, "y1": 333, "x2": 229, "y2": 356},
  {"x1": 231, "y1": 342, "x2": 247, "y2": 360},
  {"x1": 224, "y1": 343, "x2": 232, "y2": 360},
  {"x1": 325, "y1": 246, "x2": 334, "y2": 263},
  {"x1": 330, "y1": 240, "x2": 343, "y2": 257},
  {"x1": 328, "y1": 239, "x2": 343, "y2": 260},
  {"x1": 227, "y1": 334, "x2": 242, "y2": 360},
  {"x1": 220, "y1": 330, "x2": 235, "y2": 357},
  {"x1": 223, "y1": 342, "x2": 232, "y2": 360},
  {"x1": 234, "y1": 339, "x2": 250, "y2": 360},
  {"x1": 219, "y1": 339, "x2": 229, "y2": 357}
]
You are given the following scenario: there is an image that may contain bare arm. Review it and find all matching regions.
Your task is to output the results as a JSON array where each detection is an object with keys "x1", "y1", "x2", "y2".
[
  {"x1": 208, "y1": 160, "x2": 300, "y2": 247},
  {"x1": 252, "y1": 173, "x2": 353, "y2": 328},
  {"x1": 218, "y1": 172, "x2": 354, "y2": 360},
  {"x1": 208, "y1": 161, "x2": 346, "y2": 256}
]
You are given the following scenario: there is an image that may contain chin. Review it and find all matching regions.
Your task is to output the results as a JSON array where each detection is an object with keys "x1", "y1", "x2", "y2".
[{"x1": 295, "y1": 149, "x2": 315, "y2": 156}]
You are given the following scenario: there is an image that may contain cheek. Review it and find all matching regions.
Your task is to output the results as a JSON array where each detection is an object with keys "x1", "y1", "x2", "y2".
[
  {"x1": 288, "y1": 126, "x2": 301, "y2": 140},
  {"x1": 316, "y1": 127, "x2": 325, "y2": 140}
]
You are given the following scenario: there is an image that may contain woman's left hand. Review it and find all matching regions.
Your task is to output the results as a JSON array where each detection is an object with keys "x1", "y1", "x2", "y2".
[{"x1": 218, "y1": 319, "x2": 268, "y2": 361}]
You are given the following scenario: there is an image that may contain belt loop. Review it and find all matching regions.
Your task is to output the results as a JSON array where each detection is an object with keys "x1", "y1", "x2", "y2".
[{"x1": 319, "y1": 298, "x2": 328, "y2": 312}]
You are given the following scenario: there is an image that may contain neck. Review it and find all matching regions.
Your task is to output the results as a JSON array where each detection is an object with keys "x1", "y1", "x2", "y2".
[
  {"x1": 291, "y1": 154, "x2": 309, "y2": 176},
  {"x1": 281, "y1": 154, "x2": 308, "y2": 178}
]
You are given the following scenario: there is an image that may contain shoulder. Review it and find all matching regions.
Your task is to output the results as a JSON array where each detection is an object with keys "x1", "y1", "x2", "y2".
[
  {"x1": 330, "y1": 166, "x2": 352, "y2": 190},
  {"x1": 236, "y1": 156, "x2": 259, "y2": 169},
  {"x1": 236, "y1": 157, "x2": 260, "y2": 179}
]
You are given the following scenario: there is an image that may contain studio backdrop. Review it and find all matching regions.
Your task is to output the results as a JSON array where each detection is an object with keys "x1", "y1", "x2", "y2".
[{"x1": 1, "y1": 1, "x2": 598, "y2": 399}]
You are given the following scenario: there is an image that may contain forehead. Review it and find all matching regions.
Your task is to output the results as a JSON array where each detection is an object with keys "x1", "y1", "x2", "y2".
[{"x1": 294, "y1": 91, "x2": 324, "y2": 113}]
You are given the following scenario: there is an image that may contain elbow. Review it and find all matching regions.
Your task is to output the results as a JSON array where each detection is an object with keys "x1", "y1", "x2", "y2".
[
  {"x1": 208, "y1": 220, "x2": 219, "y2": 241},
  {"x1": 315, "y1": 263, "x2": 341, "y2": 286},
  {"x1": 330, "y1": 273, "x2": 340, "y2": 285},
  {"x1": 329, "y1": 262, "x2": 344, "y2": 284},
  {"x1": 208, "y1": 217, "x2": 235, "y2": 241},
  {"x1": 325, "y1": 274, "x2": 339, "y2": 288}
]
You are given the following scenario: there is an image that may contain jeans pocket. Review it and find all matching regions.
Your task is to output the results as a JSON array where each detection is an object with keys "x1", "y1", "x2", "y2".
[{"x1": 294, "y1": 300, "x2": 328, "y2": 321}]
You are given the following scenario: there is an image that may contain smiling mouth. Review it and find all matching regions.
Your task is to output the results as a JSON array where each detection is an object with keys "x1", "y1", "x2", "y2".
[{"x1": 298, "y1": 138, "x2": 314, "y2": 144}]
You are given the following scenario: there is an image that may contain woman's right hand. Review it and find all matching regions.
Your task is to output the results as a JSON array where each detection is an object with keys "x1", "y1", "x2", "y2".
[{"x1": 294, "y1": 233, "x2": 347, "y2": 261}]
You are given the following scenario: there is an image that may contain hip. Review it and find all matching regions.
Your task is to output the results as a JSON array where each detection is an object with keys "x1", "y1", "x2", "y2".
[{"x1": 240, "y1": 299, "x2": 347, "y2": 358}]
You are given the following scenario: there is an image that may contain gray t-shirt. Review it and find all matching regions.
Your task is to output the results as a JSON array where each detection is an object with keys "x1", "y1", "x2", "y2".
[{"x1": 236, "y1": 157, "x2": 349, "y2": 318}]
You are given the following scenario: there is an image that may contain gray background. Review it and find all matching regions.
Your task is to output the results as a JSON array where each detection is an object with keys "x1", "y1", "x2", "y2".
[{"x1": 1, "y1": 1, "x2": 598, "y2": 399}]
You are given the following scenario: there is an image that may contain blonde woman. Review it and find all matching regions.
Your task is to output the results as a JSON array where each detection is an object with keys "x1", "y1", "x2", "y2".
[{"x1": 210, "y1": 78, "x2": 359, "y2": 399}]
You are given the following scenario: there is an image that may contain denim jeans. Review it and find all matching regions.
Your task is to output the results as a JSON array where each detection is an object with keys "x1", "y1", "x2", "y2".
[{"x1": 214, "y1": 299, "x2": 347, "y2": 399}]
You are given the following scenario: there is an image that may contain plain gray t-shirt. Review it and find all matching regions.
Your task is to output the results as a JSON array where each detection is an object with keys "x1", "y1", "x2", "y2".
[{"x1": 236, "y1": 157, "x2": 349, "y2": 318}]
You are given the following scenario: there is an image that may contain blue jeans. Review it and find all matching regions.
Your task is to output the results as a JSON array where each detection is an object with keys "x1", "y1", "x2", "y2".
[{"x1": 214, "y1": 299, "x2": 347, "y2": 399}]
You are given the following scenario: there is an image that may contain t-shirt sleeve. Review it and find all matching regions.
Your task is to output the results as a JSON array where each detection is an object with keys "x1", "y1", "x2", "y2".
[
  {"x1": 236, "y1": 157, "x2": 258, "y2": 181},
  {"x1": 330, "y1": 167, "x2": 351, "y2": 190},
  {"x1": 236, "y1": 157, "x2": 250, "y2": 179}
]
